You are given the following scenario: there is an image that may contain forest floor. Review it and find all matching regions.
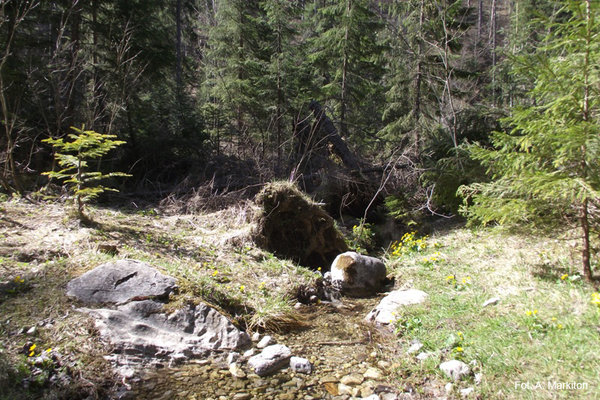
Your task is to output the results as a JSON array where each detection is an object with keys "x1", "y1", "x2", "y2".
[{"x1": 0, "y1": 197, "x2": 599, "y2": 399}]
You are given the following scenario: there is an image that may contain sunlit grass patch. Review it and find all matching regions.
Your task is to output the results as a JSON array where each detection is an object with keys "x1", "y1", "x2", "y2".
[{"x1": 384, "y1": 226, "x2": 600, "y2": 399}]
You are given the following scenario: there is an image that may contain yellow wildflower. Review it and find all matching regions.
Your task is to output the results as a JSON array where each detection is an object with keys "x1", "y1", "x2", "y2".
[
  {"x1": 239, "y1": 285, "x2": 245, "y2": 292},
  {"x1": 560, "y1": 274, "x2": 568, "y2": 281},
  {"x1": 455, "y1": 347, "x2": 463, "y2": 352},
  {"x1": 446, "y1": 275, "x2": 455, "y2": 281},
  {"x1": 526, "y1": 310, "x2": 532, "y2": 316}
]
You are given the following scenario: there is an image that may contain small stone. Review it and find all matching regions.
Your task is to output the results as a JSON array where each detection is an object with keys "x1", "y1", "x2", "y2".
[
  {"x1": 320, "y1": 375, "x2": 337, "y2": 384},
  {"x1": 257, "y1": 335, "x2": 274, "y2": 349},
  {"x1": 323, "y1": 382, "x2": 339, "y2": 395},
  {"x1": 379, "y1": 393, "x2": 398, "y2": 400},
  {"x1": 340, "y1": 373, "x2": 364, "y2": 386},
  {"x1": 229, "y1": 363, "x2": 246, "y2": 379},
  {"x1": 416, "y1": 352, "x2": 433, "y2": 361},
  {"x1": 363, "y1": 367, "x2": 383, "y2": 380},
  {"x1": 243, "y1": 349, "x2": 255, "y2": 359},
  {"x1": 252, "y1": 332, "x2": 261, "y2": 342},
  {"x1": 445, "y1": 383, "x2": 454, "y2": 394},
  {"x1": 360, "y1": 385, "x2": 375, "y2": 397},
  {"x1": 227, "y1": 352, "x2": 240, "y2": 365},
  {"x1": 309, "y1": 295, "x2": 318, "y2": 303},
  {"x1": 376, "y1": 360, "x2": 390, "y2": 370},
  {"x1": 232, "y1": 394, "x2": 251, "y2": 400},
  {"x1": 247, "y1": 344, "x2": 291, "y2": 376},
  {"x1": 294, "y1": 302, "x2": 304, "y2": 310},
  {"x1": 475, "y1": 373, "x2": 483, "y2": 385},
  {"x1": 290, "y1": 356, "x2": 312, "y2": 374},
  {"x1": 338, "y1": 383, "x2": 353, "y2": 395},
  {"x1": 361, "y1": 395, "x2": 380, "y2": 400},
  {"x1": 26, "y1": 326, "x2": 36, "y2": 335},
  {"x1": 460, "y1": 387, "x2": 475, "y2": 397},
  {"x1": 482, "y1": 297, "x2": 500, "y2": 307},
  {"x1": 407, "y1": 340, "x2": 423, "y2": 354},
  {"x1": 439, "y1": 360, "x2": 471, "y2": 381}
]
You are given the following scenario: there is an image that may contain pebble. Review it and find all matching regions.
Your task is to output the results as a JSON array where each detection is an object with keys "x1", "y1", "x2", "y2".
[
  {"x1": 232, "y1": 394, "x2": 251, "y2": 400},
  {"x1": 257, "y1": 335, "x2": 274, "y2": 349},
  {"x1": 461, "y1": 387, "x2": 475, "y2": 397},
  {"x1": 340, "y1": 373, "x2": 364, "y2": 386},
  {"x1": 320, "y1": 375, "x2": 338, "y2": 384},
  {"x1": 229, "y1": 363, "x2": 246, "y2": 379},
  {"x1": 363, "y1": 367, "x2": 383, "y2": 380},
  {"x1": 252, "y1": 332, "x2": 261, "y2": 342},
  {"x1": 482, "y1": 297, "x2": 500, "y2": 307},
  {"x1": 407, "y1": 340, "x2": 423, "y2": 354}
]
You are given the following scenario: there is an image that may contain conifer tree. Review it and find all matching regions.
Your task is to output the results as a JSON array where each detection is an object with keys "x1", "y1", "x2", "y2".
[
  {"x1": 459, "y1": 0, "x2": 600, "y2": 280},
  {"x1": 307, "y1": 0, "x2": 385, "y2": 145}
]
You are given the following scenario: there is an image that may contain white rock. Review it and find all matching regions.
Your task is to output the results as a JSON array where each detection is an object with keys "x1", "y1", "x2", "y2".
[
  {"x1": 229, "y1": 363, "x2": 246, "y2": 378},
  {"x1": 365, "y1": 289, "x2": 428, "y2": 325},
  {"x1": 361, "y1": 395, "x2": 380, "y2": 400},
  {"x1": 440, "y1": 360, "x2": 471, "y2": 381},
  {"x1": 474, "y1": 373, "x2": 483, "y2": 385},
  {"x1": 460, "y1": 387, "x2": 474, "y2": 397},
  {"x1": 482, "y1": 297, "x2": 501, "y2": 307},
  {"x1": 257, "y1": 335, "x2": 274, "y2": 349},
  {"x1": 416, "y1": 352, "x2": 433, "y2": 361},
  {"x1": 247, "y1": 344, "x2": 291, "y2": 376},
  {"x1": 407, "y1": 340, "x2": 423, "y2": 354},
  {"x1": 251, "y1": 332, "x2": 261, "y2": 342},
  {"x1": 338, "y1": 383, "x2": 353, "y2": 396},
  {"x1": 289, "y1": 356, "x2": 312, "y2": 374},
  {"x1": 243, "y1": 349, "x2": 255, "y2": 359},
  {"x1": 227, "y1": 352, "x2": 240, "y2": 365},
  {"x1": 330, "y1": 252, "x2": 387, "y2": 296},
  {"x1": 445, "y1": 382, "x2": 454, "y2": 394}
]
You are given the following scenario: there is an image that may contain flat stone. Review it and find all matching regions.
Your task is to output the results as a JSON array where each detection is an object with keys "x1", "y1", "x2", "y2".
[
  {"x1": 247, "y1": 344, "x2": 291, "y2": 376},
  {"x1": 338, "y1": 383, "x2": 352, "y2": 395},
  {"x1": 320, "y1": 376, "x2": 338, "y2": 384},
  {"x1": 66, "y1": 259, "x2": 177, "y2": 304},
  {"x1": 232, "y1": 394, "x2": 251, "y2": 400},
  {"x1": 257, "y1": 335, "x2": 274, "y2": 349},
  {"x1": 363, "y1": 367, "x2": 383, "y2": 380},
  {"x1": 340, "y1": 373, "x2": 364, "y2": 386},
  {"x1": 416, "y1": 352, "x2": 433, "y2": 361},
  {"x1": 460, "y1": 387, "x2": 475, "y2": 397},
  {"x1": 365, "y1": 289, "x2": 428, "y2": 325},
  {"x1": 440, "y1": 360, "x2": 471, "y2": 381},
  {"x1": 80, "y1": 300, "x2": 250, "y2": 360},
  {"x1": 482, "y1": 297, "x2": 500, "y2": 307}
]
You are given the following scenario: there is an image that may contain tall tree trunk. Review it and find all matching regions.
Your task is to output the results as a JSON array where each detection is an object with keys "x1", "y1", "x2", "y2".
[
  {"x1": 340, "y1": 0, "x2": 351, "y2": 138},
  {"x1": 581, "y1": 0, "x2": 592, "y2": 281},
  {"x1": 176, "y1": 0, "x2": 183, "y2": 90},
  {"x1": 276, "y1": 18, "x2": 283, "y2": 170},
  {"x1": 490, "y1": 0, "x2": 497, "y2": 106},
  {"x1": 412, "y1": 0, "x2": 425, "y2": 154}
]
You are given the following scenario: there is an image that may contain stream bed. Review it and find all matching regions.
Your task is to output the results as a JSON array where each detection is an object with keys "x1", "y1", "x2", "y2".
[{"x1": 130, "y1": 296, "x2": 408, "y2": 400}]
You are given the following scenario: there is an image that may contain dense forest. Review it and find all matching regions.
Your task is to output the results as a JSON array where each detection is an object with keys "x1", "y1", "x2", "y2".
[{"x1": 1, "y1": 0, "x2": 598, "y2": 275}]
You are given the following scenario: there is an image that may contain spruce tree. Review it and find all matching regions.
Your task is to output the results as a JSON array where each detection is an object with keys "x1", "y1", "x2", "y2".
[
  {"x1": 459, "y1": 0, "x2": 600, "y2": 280},
  {"x1": 307, "y1": 0, "x2": 385, "y2": 145}
]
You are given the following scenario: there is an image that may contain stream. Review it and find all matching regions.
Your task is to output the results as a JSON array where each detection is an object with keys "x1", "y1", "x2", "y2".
[{"x1": 130, "y1": 296, "x2": 406, "y2": 400}]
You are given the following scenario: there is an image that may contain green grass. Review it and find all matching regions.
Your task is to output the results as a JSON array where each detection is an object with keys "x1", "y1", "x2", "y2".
[{"x1": 385, "y1": 226, "x2": 600, "y2": 399}]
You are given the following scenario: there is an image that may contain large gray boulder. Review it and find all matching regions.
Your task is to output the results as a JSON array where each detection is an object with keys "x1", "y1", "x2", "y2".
[
  {"x1": 67, "y1": 259, "x2": 178, "y2": 304},
  {"x1": 247, "y1": 344, "x2": 292, "y2": 376},
  {"x1": 81, "y1": 300, "x2": 250, "y2": 359},
  {"x1": 330, "y1": 252, "x2": 387, "y2": 297},
  {"x1": 365, "y1": 289, "x2": 428, "y2": 325}
]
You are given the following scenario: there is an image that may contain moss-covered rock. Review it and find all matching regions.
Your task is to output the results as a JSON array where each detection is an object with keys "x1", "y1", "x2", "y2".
[{"x1": 252, "y1": 182, "x2": 348, "y2": 269}]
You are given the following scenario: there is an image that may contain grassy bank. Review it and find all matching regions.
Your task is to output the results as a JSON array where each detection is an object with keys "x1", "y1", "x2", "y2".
[{"x1": 385, "y1": 227, "x2": 600, "y2": 399}]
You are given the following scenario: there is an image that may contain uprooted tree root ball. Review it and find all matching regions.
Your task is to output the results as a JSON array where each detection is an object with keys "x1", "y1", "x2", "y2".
[{"x1": 252, "y1": 181, "x2": 348, "y2": 269}]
